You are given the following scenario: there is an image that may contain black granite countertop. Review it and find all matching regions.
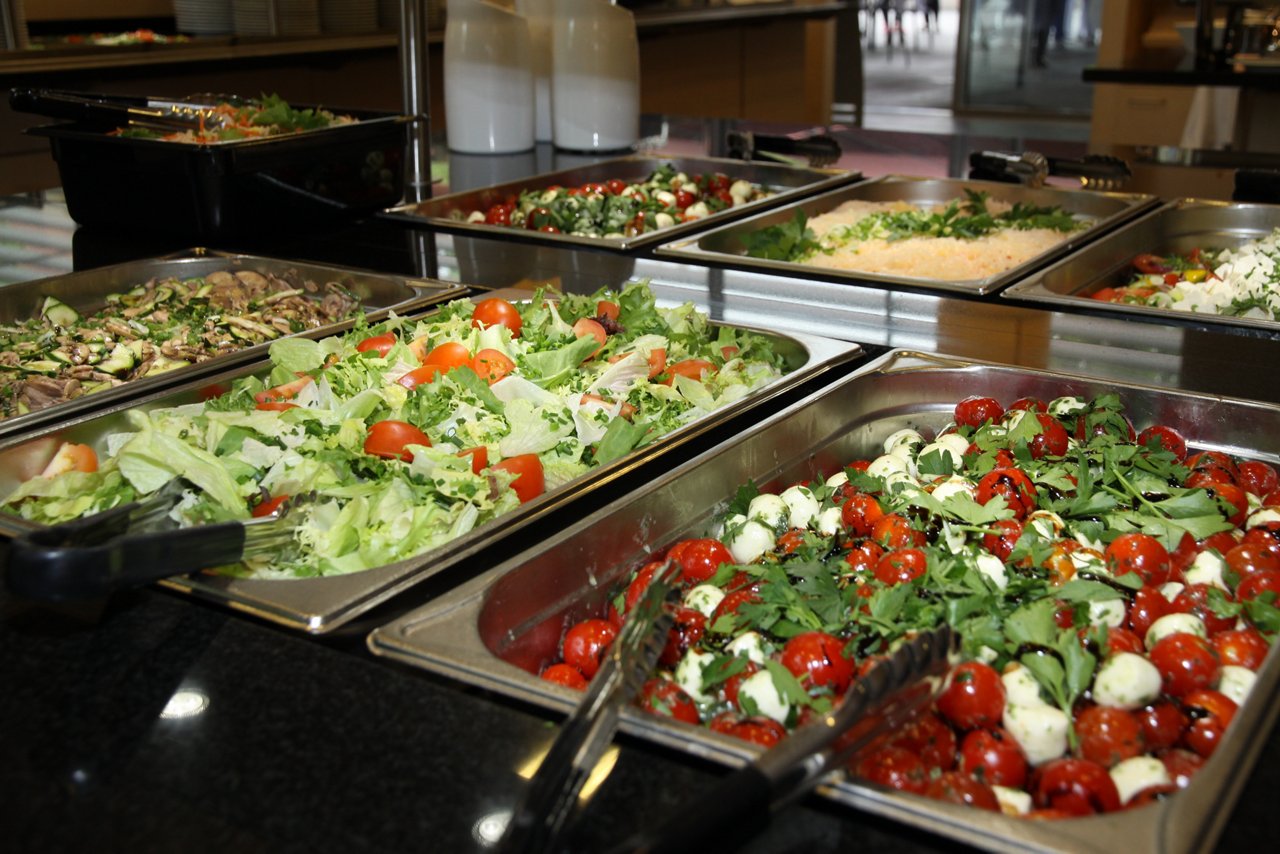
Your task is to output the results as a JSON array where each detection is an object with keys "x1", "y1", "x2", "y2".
[{"x1": 3, "y1": 119, "x2": 1280, "y2": 852}]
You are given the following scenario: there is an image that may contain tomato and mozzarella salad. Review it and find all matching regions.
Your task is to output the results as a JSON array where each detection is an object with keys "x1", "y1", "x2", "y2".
[
  {"x1": 1091, "y1": 228, "x2": 1280, "y2": 320},
  {"x1": 540, "y1": 392, "x2": 1280, "y2": 818},
  {"x1": 2, "y1": 283, "x2": 786, "y2": 579},
  {"x1": 459, "y1": 164, "x2": 769, "y2": 238}
]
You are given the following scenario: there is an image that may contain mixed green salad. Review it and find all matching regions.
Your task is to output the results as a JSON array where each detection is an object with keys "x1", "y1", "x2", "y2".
[{"x1": 3, "y1": 283, "x2": 787, "y2": 579}]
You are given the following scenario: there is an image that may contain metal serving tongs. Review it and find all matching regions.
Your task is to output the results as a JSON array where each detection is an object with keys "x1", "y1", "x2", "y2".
[
  {"x1": 8, "y1": 88, "x2": 229, "y2": 134},
  {"x1": 3, "y1": 480, "x2": 302, "y2": 601},
  {"x1": 726, "y1": 130, "x2": 843, "y2": 169},
  {"x1": 498, "y1": 560, "x2": 682, "y2": 854},
  {"x1": 614, "y1": 624, "x2": 957, "y2": 854},
  {"x1": 968, "y1": 149, "x2": 1132, "y2": 192}
]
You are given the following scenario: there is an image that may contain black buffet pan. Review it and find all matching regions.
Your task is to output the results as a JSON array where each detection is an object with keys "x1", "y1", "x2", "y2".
[
  {"x1": 0, "y1": 316, "x2": 859, "y2": 633},
  {"x1": 369, "y1": 349, "x2": 1280, "y2": 854},
  {"x1": 0, "y1": 249, "x2": 466, "y2": 439},
  {"x1": 1001, "y1": 199, "x2": 1280, "y2": 332},
  {"x1": 654, "y1": 175, "x2": 1160, "y2": 295},
  {"x1": 379, "y1": 155, "x2": 864, "y2": 252},
  {"x1": 23, "y1": 99, "x2": 412, "y2": 239}
]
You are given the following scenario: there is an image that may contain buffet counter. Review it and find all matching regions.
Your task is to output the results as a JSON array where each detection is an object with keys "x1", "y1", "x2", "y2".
[{"x1": 2, "y1": 116, "x2": 1279, "y2": 853}]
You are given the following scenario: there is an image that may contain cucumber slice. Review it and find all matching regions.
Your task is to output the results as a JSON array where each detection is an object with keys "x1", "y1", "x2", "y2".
[
  {"x1": 40, "y1": 297, "x2": 81, "y2": 329},
  {"x1": 100, "y1": 343, "x2": 137, "y2": 375}
]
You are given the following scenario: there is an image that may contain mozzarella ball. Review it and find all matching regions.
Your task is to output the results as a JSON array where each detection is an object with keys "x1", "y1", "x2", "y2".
[
  {"x1": 883, "y1": 428, "x2": 924, "y2": 454},
  {"x1": 684, "y1": 201, "x2": 710, "y2": 219},
  {"x1": 1110, "y1": 756, "x2": 1171, "y2": 804},
  {"x1": 1218, "y1": 665, "x2": 1257, "y2": 706},
  {"x1": 729, "y1": 179, "x2": 755, "y2": 204},
  {"x1": 867, "y1": 453, "x2": 909, "y2": 479},
  {"x1": 683, "y1": 584, "x2": 726, "y2": 619},
  {"x1": 1183, "y1": 550, "x2": 1229, "y2": 590},
  {"x1": 1003, "y1": 702, "x2": 1070, "y2": 765},
  {"x1": 935, "y1": 432, "x2": 971, "y2": 459},
  {"x1": 1087, "y1": 598, "x2": 1127, "y2": 629},
  {"x1": 825, "y1": 470, "x2": 849, "y2": 490},
  {"x1": 1049, "y1": 396, "x2": 1087, "y2": 418},
  {"x1": 737, "y1": 669, "x2": 792, "y2": 724},
  {"x1": 726, "y1": 518, "x2": 776, "y2": 564},
  {"x1": 674, "y1": 650, "x2": 716, "y2": 703},
  {"x1": 1159, "y1": 582, "x2": 1185, "y2": 603},
  {"x1": 1093, "y1": 652, "x2": 1162, "y2": 710},
  {"x1": 653, "y1": 189, "x2": 677, "y2": 207},
  {"x1": 780, "y1": 484, "x2": 820, "y2": 530},
  {"x1": 815, "y1": 506, "x2": 843, "y2": 537},
  {"x1": 654, "y1": 212, "x2": 676, "y2": 229},
  {"x1": 993, "y1": 785, "x2": 1033, "y2": 816},
  {"x1": 1145, "y1": 613, "x2": 1207, "y2": 648},
  {"x1": 1247, "y1": 508, "x2": 1280, "y2": 528},
  {"x1": 917, "y1": 440, "x2": 964, "y2": 474},
  {"x1": 747, "y1": 494, "x2": 788, "y2": 528},
  {"x1": 931, "y1": 476, "x2": 975, "y2": 502},
  {"x1": 975, "y1": 552, "x2": 1009, "y2": 590},
  {"x1": 726, "y1": 631, "x2": 768, "y2": 665},
  {"x1": 1002, "y1": 665, "x2": 1046, "y2": 706}
]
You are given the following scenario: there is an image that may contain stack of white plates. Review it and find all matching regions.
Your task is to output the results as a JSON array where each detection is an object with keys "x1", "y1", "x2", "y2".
[
  {"x1": 174, "y1": 0, "x2": 234, "y2": 35},
  {"x1": 320, "y1": 0, "x2": 378, "y2": 34},
  {"x1": 232, "y1": 0, "x2": 321, "y2": 37}
]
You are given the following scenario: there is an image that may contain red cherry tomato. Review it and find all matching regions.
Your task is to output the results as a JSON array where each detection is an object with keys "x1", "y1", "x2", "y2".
[
  {"x1": 1126, "y1": 585, "x2": 1171, "y2": 640},
  {"x1": 1032, "y1": 757, "x2": 1122, "y2": 815},
  {"x1": 493, "y1": 454, "x2": 545, "y2": 503},
  {"x1": 937, "y1": 662, "x2": 1005, "y2": 731},
  {"x1": 1136, "y1": 701, "x2": 1189, "y2": 752},
  {"x1": 891, "y1": 711, "x2": 958, "y2": 772},
  {"x1": 1074, "y1": 705, "x2": 1144, "y2": 767},
  {"x1": 841, "y1": 492, "x2": 885, "y2": 537},
  {"x1": 874, "y1": 547, "x2": 928, "y2": 585},
  {"x1": 780, "y1": 631, "x2": 855, "y2": 692},
  {"x1": 1105, "y1": 532, "x2": 1171, "y2": 586},
  {"x1": 1027, "y1": 413, "x2": 1070, "y2": 459},
  {"x1": 871, "y1": 513, "x2": 925, "y2": 548},
  {"x1": 976, "y1": 468, "x2": 1038, "y2": 520},
  {"x1": 605, "y1": 179, "x2": 628, "y2": 195},
  {"x1": 355, "y1": 333, "x2": 397, "y2": 357},
  {"x1": 483, "y1": 204, "x2": 512, "y2": 226},
  {"x1": 1171, "y1": 583, "x2": 1236, "y2": 635},
  {"x1": 1099, "y1": 626, "x2": 1145, "y2": 657},
  {"x1": 472, "y1": 348, "x2": 516, "y2": 384},
  {"x1": 422, "y1": 341, "x2": 472, "y2": 370},
  {"x1": 1148, "y1": 632, "x2": 1221, "y2": 698},
  {"x1": 855, "y1": 746, "x2": 928, "y2": 794},
  {"x1": 717, "y1": 716, "x2": 787, "y2": 748},
  {"x1": 1162, "y1": 748, "x2": 1205, "y2": 788},
  {"x1": 595, "y1": 300, "x2": 621, "y2": 321},
  {"x1": 471, "y1": 297, "x2": 523, "y2": 337},
  {"x1": 844, "y1": 538, "x2": 885, "y2": 573},
  {"x1": 1211, "y1": 627, "x2": 1270, "y2": 670},
  {"x1": 561, "y1": 618, "x2": 617, "y2": 678},
  {"x1": 982, "y1": 519, "x2": 1024, "y2": 562},
  {"x1": 364, "y1": 420, "x2": 431, "y2": 462},
  {"x1": 1237, "y1": 569, "x2": 1280, "y2": 605},
  {"x1": 397, "y1": 363, "x2": 446, "y2": 390},
  {"x1": 1237, "y1": 460, "x2": 1279, "y2": 497},
  {"x1": 251, "y1": 494, "x2": 290, "y2": 518},
  {"x1": 959, "y1": 727, "x2": 1027, "y2": 788},
  {"x1": 666, "y1": 538, "x2": 734, "y2": 584},
  {"x1": 1181, "y1": 688, "x2": 1237, "y2": 758},
  {"x1": 540, "y1": 663, "x2": 587, "y2": 690},
  {"x1": 923, "y1": 771, "x2": 1000, "y2": 812},
  {"x1": 621, "y1": 561, "x2": 662, "y2": 616},
  {"x1": 954, "y1": 396, "x2": 1004, "y2": 429},
  {"x1": 1136, "y1": 424, "x2": 1188, "y2": 460},
  {"x1": 637, "y1": 677, "x2": 700, "y2": 725},
  {"x1": 659, "y1": 606, "x2": 707, "y2": 667}
]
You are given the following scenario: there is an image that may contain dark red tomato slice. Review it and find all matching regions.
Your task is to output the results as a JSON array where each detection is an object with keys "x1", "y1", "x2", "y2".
[
  {"x1": 1148, "y1": 632, "x2": 1221, "y2": 698},
  {"x1": 874, "y1": 547, "x2": 928, "y2": 585},
  {"x1": 841, "y1": 492, "x2": 885, "y2": 537},
  {"x1": 855, "y1": 746, "x2": 928, "y2": 794},
  {"x1": 937, "y1": 661, "x2": 1005, "y2": 731},
  {"x1": 364, "y1": 420, "x2": 431, "y2": 462},
  {"x1": 959, "y1": 727, "x2": 1027, "y2": 788},
  {"x1": 1074, "y1": 705, "x2": 1144, "y2": 767},
  {"x1": 1136, "y1": 424, "x2": 1188, "y2": 461},
  {"x1": 666, "y1": 538, "x2": 733, "y2": 584},
  {"x1": 1105, "y1": 532, "x2": 1171, "y2": 586},
  {"x1": 561, "y1": 618, "x2": 617, "y2": 679},
  {"x1": 457, "y1": 446, "x2": 488, "y2": 475},
  {"x1": 779, "y1": 631, "x2": 855, "y2": 692},
  {"x1": 251, "y1": 494, "x2": 290, "y2": 518},
  {"x1": 471, "y1": 297, "x2": 523, "y2": 337},
  {"x1": 1032, "y1": 757, "x2": 1122, "y2": 815},
  {"x1": 661, "y1": 358, "x2": 716, "y2": 385},
  {"x1": 637, "y1": 677, "x2": 700, "y2": 725},
  {"x1": 1211, "y1": 627, "x2": 1270, "y2": 670},
  {"x1": 954, "y1": 396, "x2": 1004, "y2": 429},
  {"x1": 975, "y1": 468, "x2": 1038, "y2": 520},
  {"x1": 540, "y1": 663, "x2": 587, "y2": 690},
  {"x1": 1136, "y1": 701, "x2": 1188, "y2": 752},
  {"x1": 922, "y1": 771, "x2": 1000, "y2": 812},
  {"x1": 493, "y1": 454, "x2": 545, "y2": 503},
  {"x1": 472, "y1": 348, "x2": 516, "y2": 384},
  {"x1": 355, "y1": 333, "x2": 397, "y2": 357}
]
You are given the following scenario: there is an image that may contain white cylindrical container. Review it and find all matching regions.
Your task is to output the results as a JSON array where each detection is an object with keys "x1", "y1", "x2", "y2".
[
  {"x1": 444, "y1": 0, "x2": 535, "y2": 154},
  {"x1": 515, "y1": 0, "x2": 554, "y2": 142},
  {"x1": 551, "y1": 0, "x2": 640, "y2": 152}
]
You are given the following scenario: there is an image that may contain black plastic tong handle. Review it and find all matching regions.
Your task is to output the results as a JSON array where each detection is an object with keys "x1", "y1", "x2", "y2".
[{"x1": 8, "y1": 88, "x2": 213, "y2": 132}]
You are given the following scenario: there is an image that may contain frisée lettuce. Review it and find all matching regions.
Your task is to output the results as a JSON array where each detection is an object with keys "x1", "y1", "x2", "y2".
[{"x1": 3, "y1": 281, "x2": 788, "y2": 579}]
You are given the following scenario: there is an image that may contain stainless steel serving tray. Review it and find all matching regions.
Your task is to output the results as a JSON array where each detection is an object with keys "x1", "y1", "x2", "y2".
[
  {"x1": 654, "y1": 175, "x2": 1160, "y2": 295},
  {"x1": 0, "y1": 313, "x2": 859, "y2": 633},
  {"x1": 1001, "y1": 199, "x2": 1280, "y2": 331},
  {"x1": 369, "y1": 349, "x2": 1280, "y2": 854},
  {"x1": 379, "y1": 155, "x2": 865, "y2": 252},
  {"x1": 0, "y1": 249, "x2": 466, "y2": 439}
]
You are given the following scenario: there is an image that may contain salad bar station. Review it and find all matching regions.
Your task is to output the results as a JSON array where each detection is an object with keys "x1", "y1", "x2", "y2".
[{"x1": 2, "y1": 106, "x2": 1280, "y2": 854}]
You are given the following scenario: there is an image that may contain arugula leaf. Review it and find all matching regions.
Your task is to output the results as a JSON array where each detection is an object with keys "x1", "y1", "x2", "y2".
[{"x1": 742, "y1": 210, "x2": 823, "y2": 261}]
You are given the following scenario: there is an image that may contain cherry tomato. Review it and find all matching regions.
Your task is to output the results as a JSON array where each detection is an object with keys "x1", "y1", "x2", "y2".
[
  {"x1": 255, "y1": 374, "x2": 314, "y2": 408},
  {"x1": 457, "y1": 446, "x2": 489, "y2": 475},
  {"x1": 621, "y1": 561, "x2": 663, "y2": 616},
  {"x1": 523, "y1": 207, "x2": 556, "y2": 231},
  {"x1": 596, "y1": 300, "x2": 620, "y2": 321},
  {"x1": 1106, "y1": 533, "x2": 1171, "y2": 586},
  {"x1": 1242, "y1": 522, "x2": 1280, "y2": 557},
  {"x1": 874, "y1": 547, "x2": 928, "y2": 585},
  {"x1": 1211, "y1": 627, "x2": 1270, "y2": 670},
  {"x1": 571, "y1": 317, "x2": 607, "y2": 359},
  {"x1": 981, "y1": 519, "x2": 1023, "y2": 562},
  {"x1": 1099, "y1": 625, "x2": 1145, "y2": 657},
  {"x1": 1074, "y1": 705, "x2": 1144, "y2": 767},
  {"x1": 891, "y1": 711, "x2": 958, "y2": 772},
  {"x1": 493, "y1": 454, "x2": 545, "y2": 503},
  {"x1": 1032, "y1": 757, "x2": 1122, "y2": 815},
  {"x1": 471, "y1": 297, "x2": 523, "y2": 337},
  {"x1": 1132, "y1": 253, "x2": 1172, "y2": 274},
  {"x1": 722, "y1": 661, "x2": 761, "y2": 708},
  {"x1": 605, "y1": 179, "x2": 628, "y2": 195},
  {"x1": 638, "y1": 677, "x2": 700, "y2": 725},
  {"x1": 1181, "y1": 688, "x2": 1237, "y2": 758},
  {"x1": 1136, "y1": 701, "x2": 1188, "y2": 752},
  {"x1": 937, "y1": 662, "x2": 1005, "y2": 731},
  {"x1": 397, "y1": 363, "x2": 446, "y2": 390},
  {"x1": 1136, "y1": 424, "x2": 1188, "y2": 460},
  {"x1": 364, "y1": 420, "x2": 431, "y2": 462},
  {"x1": 674, "y1": 189, "x2": 696, "y2": 209},
  {"x1": 540, "y1": 663, "x2": 587, "y2": 690},
  {"x1": 780, "y1": 631, "x2": 855, "y2": 692},
  {"x1": 1237, "y1": 569, "x2": 1280, "y2": 605},
  {"x1": 1171, "y1": 583, "x2": 1236, "y2": 635},
  {"x1": 422, "y1": 341, "x2": 472, "y2": 370},
  {"x1": 1027, "y1": 413, "x2": 1070, "y2": 459},
  {"x1": 355, "y1": 333, "x2": 397, "y2": 357},
  {"x1": 976, "y1": 467, "x2": 1038, "y2": 520},
  {"x1": 844, "y1": 539, "x2": 885, "y2": 573},
  {"x1": 1161, "y1": 748, "x2": 1205, "y2": 788},
  {"x1": 666, "y1": 538, "x2": 733, "y2": 584},
  {"x1": 472, "y1": 348, "x2": 516, "y2": 384},
  {"x1": 1187, "y1": 450, "x2": 1240, "y2": 482},
  {"x1": 39, "y1": 442, "x2": 99, "y2": 477},
  {"x1": 954, "y1": 396, "x2": 1004, "y2": 428},
  {"x1": 483, "y1": 204, "x2": 512, "y2": 226},
  {"x1": 1148, "y1": 632, "x2": 1221, "y2": 698},
  {"x1": 959, "y1": 727, "x2": 1027, "y2": 788},
  {"x1": 659, "y1": 606, "x2": 707, "y2": 667},
  {"x1": 1126, "y1": 585, "x2": 1171, "y2": 640},
  {"x1": 871, "y1": 513, "x2": 925, "y2": 548},
  {"x1": 923, "y1": 771, "x2": 1000, "y2": 812},
  {"x1": 251, "y1": 494, "x2": 289, "y2": 518},
  {"x1": 561, "y1": 618, "x2": 617, "y2": 678},
  {"x1": 1238, "y1": 460, "x2": 1279, "y2": 497},
  {"x1": 841, "y1": 492, "x2": 885, "y2": 537},
  {"x1": 662, "y1": 358, "x2": 716, "y2": 385},
  {"x1": 1009, "y1": 397, "x2": 1048, "y2": 413},
  {"x1": 855, "y1": 746, "x2": 928, "y2": 794},
  {"x1": 716, "y1": 716, "x2": 787, "y2": 748},
  {"x1": 711, "y1": 589, "x2": 762, "y2": 629}
]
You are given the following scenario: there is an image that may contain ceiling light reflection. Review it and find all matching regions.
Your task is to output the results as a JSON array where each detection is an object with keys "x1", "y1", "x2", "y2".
[{"x1": 159, "y1": 688, "x2": 209, "y2": 720}]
